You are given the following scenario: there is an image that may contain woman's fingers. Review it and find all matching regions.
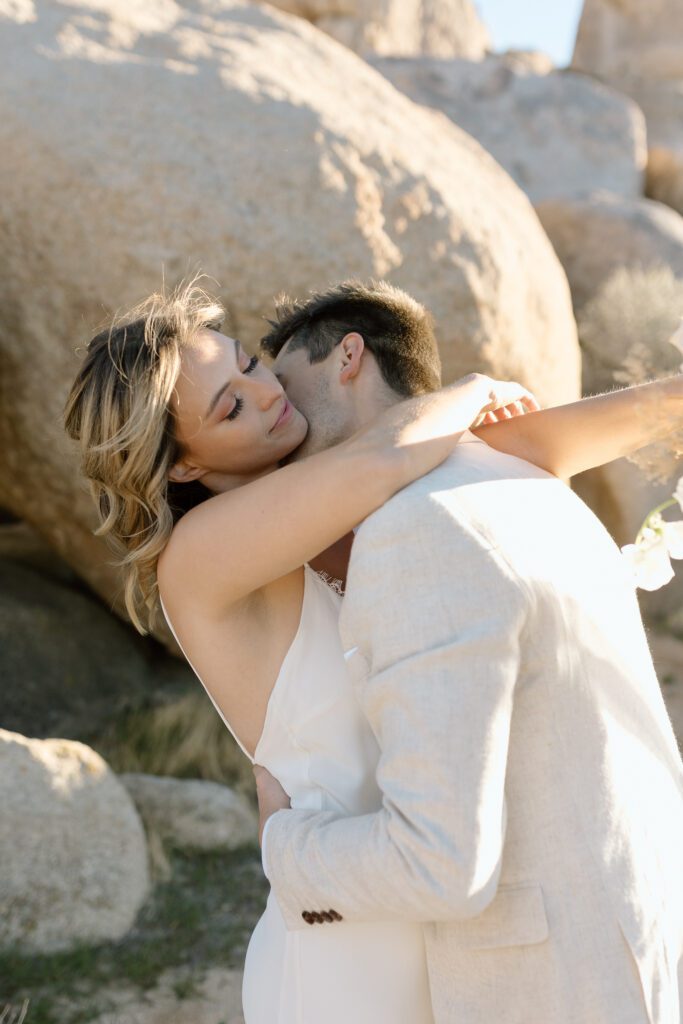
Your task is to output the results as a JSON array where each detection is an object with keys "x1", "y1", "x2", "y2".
[
  {"x1": 521, "y1": 393, "x2": 541, "y2": 412},
  {"x1": 491, "y1": 391, "x2": 541, "y2": 418},
  {"x1": 470, "y1": 379, "x2": 541, "y2": 429}
]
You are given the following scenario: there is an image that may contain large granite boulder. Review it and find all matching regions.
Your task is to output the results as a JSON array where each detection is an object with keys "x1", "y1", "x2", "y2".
[
  {"x1": 265, "y1": 0, "x2": 491, "y2": 58},
  {"x1": 573, "y1": 0, "x2": 683, "y2": 83},
  {"x1": 0, "y1": 521, "x2": 192, "y2": 741},
  {"x1": 572, "y1": 0, "x2": 683, "y2": 216},
  {"x1": 0, "y1": 520, "x2": 253, "y2": 799},
  {"x1": 0, "y1": 729, "x2": 150, "y2": 954},
  {"x1": 370, "y1": 50, "x2": 646, "y2": 203},
  {"x1": 119, "y1": 773, "x2": 258, "y2": 851},
  {"x1": 0, "y1": 0, "x2": 580, "y2": 637},
  {"x1": 572, "y1": 0, "x2": 683, "y2": 88},
  {"x1": 536, "y1": 193, "x2": 683, "y2": 314}
]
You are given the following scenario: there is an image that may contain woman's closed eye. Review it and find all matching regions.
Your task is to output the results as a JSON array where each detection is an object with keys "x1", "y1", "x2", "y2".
[
  {"x1": 223, "y1": 357, "x2": 259, "y2": 421},
  {"x1": 224, "y1": 396, "x2": 244, "y2": 422}
]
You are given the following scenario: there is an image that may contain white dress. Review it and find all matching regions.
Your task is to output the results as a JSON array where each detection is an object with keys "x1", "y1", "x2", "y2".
[{"x1": 160, "y1": 563, "x2": 434, "y2": 1024}]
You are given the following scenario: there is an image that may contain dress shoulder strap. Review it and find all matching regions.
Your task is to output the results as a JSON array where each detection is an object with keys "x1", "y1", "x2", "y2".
[{"x1": 158, "y1": 593, "x2": 256, "y2": 764}]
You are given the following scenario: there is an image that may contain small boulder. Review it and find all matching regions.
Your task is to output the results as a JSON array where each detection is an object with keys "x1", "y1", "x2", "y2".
[
  {"x1": 119, "y1": 773, "x2": 258, "y2": 852},
  {"x1": 0, "y1": 729, "x2": 150, "y2": 954},
  {"x1": 536, "y1": 193, "x2": 683, "y2": 313}
]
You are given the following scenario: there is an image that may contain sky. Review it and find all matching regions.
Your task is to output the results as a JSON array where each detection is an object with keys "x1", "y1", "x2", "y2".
[{"x1": 474, "y1": 0, "x2": 585, "y2": 68}]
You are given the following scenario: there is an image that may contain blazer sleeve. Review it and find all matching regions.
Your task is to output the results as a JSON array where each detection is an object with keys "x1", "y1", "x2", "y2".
[{"x1": 262, "y1": 489, "x2": 530, "y2": 930}]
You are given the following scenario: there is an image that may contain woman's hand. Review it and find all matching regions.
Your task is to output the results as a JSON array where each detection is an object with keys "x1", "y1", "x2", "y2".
[
  {"x1": 472, "y1": 372, "x2": 683, "y2": 481},
  {"x1": 469, "y1": 376, "x2": 541, "y2": 427},
  {"x1": 365, "y1": 372, "x2": 541, "y2": 492},
  {"x1": 254, "y1": 764, "x2": 291, "y2": 847}
]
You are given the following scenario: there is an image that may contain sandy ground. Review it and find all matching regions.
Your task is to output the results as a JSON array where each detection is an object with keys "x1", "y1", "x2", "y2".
[{"x1": 84, "y1": 966, "x2": 245, "y2": 1024}]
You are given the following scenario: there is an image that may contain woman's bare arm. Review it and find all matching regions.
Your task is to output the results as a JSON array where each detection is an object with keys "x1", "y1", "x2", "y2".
[
  {"x1": 159, "y1": 374, "x2": 532, "y2": 609},
  {"x1": 472, "y1": 375, "x2": 683, "y2": 480}
]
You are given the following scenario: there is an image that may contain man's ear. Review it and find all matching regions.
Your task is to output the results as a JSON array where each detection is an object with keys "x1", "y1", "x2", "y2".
[
  {"x1": 339, "y1": 332, "x2": 365, "y2": 385},
  {"x1": 168, "y1": 458, "x2": 205, "y2": 485}
]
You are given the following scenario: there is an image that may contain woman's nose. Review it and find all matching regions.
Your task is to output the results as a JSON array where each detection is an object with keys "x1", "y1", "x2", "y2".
[{"x1": 248, "y1": 373, "x2": 284, "y2": 410}]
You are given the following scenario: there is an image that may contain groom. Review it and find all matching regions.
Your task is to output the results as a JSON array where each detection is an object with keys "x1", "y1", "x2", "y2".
[{"x1": 255, "y1": 280, "x2": 683, "y2": 1023}]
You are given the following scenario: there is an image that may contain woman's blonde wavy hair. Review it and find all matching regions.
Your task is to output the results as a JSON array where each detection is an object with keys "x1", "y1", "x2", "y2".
[{"x1": 63, "y1": 275, "x2": 225, "y2": 636}]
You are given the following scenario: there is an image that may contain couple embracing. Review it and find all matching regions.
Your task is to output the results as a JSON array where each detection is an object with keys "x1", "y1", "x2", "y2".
[{"x1": 64, "y1": 277, "x2": 683, "y2": 1023}]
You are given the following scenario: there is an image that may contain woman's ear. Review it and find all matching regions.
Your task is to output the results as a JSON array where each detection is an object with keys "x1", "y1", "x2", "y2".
[
  {"x1": 339, "y1": 332, "x2": 365, "y2": 385},
  {"x1": 168, "y1": 458, "x2": 205, "y2": 485}
]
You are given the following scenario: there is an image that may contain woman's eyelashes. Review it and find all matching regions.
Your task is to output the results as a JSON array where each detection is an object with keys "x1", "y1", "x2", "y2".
[
  {"x1": 223, "y1": 355, "x2": 259, "y2": 421},
  {"x1": 224, "y1": 397, "x2": 244, "y2": 422}
]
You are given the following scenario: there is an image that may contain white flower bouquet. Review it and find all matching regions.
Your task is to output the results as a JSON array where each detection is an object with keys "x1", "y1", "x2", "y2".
[{"x1": 621, "y1": 478, "x2": 683, "y2": 590}]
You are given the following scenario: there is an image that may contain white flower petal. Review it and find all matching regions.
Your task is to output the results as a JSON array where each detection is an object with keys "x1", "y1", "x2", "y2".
[
  {"x1": 664, "y1": 521, "x2": 683, "y2": 559},
  {"x1": 621, "y1": 537, "x2": 675, "y2": 591}
]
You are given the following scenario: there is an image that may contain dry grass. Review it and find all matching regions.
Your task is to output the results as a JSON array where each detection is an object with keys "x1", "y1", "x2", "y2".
[
  {"x1": 0, "y1": 1001, "x2": 29, "y2": 1024},
  {"x1": 93, "y1": 689, "x2": 256, "y2": 802}
]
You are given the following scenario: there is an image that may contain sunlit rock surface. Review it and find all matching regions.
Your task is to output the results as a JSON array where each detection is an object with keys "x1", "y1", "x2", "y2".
[
  {"x1": 265, "y1": 0, "x2": 491, "y2": 58},
  {"x1": 573, "y1": 0, "x2": 683, "y2": 216},
  {"x1": 371, "y1": 50, "x2": 646, "y2": 203},
  {"x1": 0, "y1": 0, "x2": 579, "y2": 635},
  {"x1": 536, "y1": 193, "x2": 683, "y2": 313}
]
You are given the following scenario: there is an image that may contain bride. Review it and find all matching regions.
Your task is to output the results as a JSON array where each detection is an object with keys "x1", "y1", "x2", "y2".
[{"x1": 63, "y1": 276, "x2": 682, "y2": 1023}]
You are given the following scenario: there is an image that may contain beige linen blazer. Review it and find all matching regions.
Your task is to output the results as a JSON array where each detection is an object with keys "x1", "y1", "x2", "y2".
[{"x1": 264, "y1": 436, "x2": 683, "y2": 1024}]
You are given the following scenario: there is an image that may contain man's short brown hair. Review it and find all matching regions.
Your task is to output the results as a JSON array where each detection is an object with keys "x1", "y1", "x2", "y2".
[{"x1": 260, "y1": 279, "x2": 442, "y2": 397}]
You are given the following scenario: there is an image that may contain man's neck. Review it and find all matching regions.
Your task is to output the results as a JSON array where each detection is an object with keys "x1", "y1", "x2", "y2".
[{"x1": 346, "y1": 382, "x2": 401, "y2": 437}]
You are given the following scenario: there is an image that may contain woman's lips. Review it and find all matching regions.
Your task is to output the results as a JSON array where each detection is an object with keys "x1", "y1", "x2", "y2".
[{"x1": 272, "y1": 398, "x2": 293, "y2": 431}]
